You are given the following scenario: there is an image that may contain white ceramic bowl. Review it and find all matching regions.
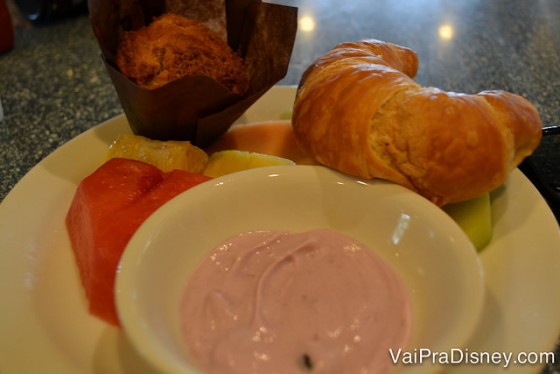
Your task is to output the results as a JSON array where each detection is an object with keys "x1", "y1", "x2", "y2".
[{"x1": 116, "y1": 165, "x2": 485, "y2": 374}]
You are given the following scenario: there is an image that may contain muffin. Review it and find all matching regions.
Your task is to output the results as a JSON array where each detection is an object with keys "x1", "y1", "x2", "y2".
[
  {"x1": 116, "y1": 13, "x2": 250, "y2": 94},
  {"x1": 89, "y1": 0, "x2": 297, "y2": 144}
]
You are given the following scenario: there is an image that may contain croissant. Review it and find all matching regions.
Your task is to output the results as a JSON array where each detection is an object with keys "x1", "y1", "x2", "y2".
[{"x1": 292, "y1": 39, "x2": 542, "y2": 205}]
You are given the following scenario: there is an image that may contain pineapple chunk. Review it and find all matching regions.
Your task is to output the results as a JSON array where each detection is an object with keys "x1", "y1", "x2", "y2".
[
  {"x1": 443, "y1": 193, "x2": 493, "y2": 252},
  {"x1": 107, "y1": 134, "x2": 208, "y2": 173},
  {"x1": 203, "y1": 150, "x2": 295, "y2": 178}
]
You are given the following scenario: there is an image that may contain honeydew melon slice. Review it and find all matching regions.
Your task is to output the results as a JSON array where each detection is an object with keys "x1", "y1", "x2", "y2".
[{"x1": 443, "y1": 193, "x2": 492, "y2": 251}]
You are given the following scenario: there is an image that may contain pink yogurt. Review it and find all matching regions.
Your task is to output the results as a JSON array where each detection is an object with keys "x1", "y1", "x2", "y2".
[{"x1": 181, "y1": 229, "x2": 411, "y2": 373}]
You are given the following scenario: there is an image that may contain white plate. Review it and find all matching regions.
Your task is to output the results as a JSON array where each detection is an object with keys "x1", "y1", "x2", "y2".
[{"x1": 0, "y1": 86, "x2": 559, "y2": 374}]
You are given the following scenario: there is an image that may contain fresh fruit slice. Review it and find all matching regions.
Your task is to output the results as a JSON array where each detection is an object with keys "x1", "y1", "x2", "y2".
[
  {"x1": 65, "y1": 158, "x2": 211, "y2": 326},
  {"x1": 443, "y1": 193, "x2": 492, "y2": 251},
  {"x1": 205, "y1": 121, "x2": 317, "y2": 165},
  {"x1": 203, "y1": 150, "x2": 295, "y2": 178},
  {"x1": 107, "y1": 134, "x2": 208, "y2": 173}
]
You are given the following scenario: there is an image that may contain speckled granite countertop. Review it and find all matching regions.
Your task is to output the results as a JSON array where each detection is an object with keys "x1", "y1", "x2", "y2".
[{"x1": 1, "y1": 0, "x2": 559, "y2": 372}]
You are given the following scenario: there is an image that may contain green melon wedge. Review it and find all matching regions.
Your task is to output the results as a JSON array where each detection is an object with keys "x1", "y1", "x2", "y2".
[{"x1": 443, "y1": 193, "x2": 492, "y2": 252}]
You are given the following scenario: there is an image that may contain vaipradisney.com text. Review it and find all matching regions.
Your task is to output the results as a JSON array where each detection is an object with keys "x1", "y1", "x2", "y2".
[{"x1": 389, "y1": 348, "x2": 555, "y2": 368}]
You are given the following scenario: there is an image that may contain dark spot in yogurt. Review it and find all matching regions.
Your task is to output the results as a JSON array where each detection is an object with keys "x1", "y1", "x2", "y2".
[{"x1": 301, "y1": 353, "x2": 314, "y2": 371}]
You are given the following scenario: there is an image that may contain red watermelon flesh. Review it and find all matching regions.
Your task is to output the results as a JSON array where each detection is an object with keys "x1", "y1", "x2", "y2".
[{"x1": 66, "y1": 158, "x2": 211, "y2": 326}]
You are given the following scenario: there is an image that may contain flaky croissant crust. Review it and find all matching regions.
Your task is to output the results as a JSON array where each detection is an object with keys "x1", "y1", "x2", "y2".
[{"x1": 292, "y1": 39, "x2": 542, "y2": 205}]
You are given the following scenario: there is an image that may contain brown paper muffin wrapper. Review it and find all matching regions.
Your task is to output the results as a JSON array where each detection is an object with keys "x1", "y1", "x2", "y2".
[{"x1": 88, "y1": 0, "x2": 298, "y2": 146}]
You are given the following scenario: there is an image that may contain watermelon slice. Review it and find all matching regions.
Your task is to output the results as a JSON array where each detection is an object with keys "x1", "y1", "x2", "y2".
[{"x1": 66, "y1": 158, "x2": 211, "y2": 326}]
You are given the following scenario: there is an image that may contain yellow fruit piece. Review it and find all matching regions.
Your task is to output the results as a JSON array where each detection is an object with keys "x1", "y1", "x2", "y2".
[
  {"x1": 107, "y1": 134, "x2": 208, "y2": 173},
  {"x1": 203, "y1": 150, "x2": 295, "y2": 178},
  {"x1": 443, "y1": 193, "x2": 493, "y2": 252},
  {"x1": 279, "y1": 110, "x2": 293, "y2": 120}
]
